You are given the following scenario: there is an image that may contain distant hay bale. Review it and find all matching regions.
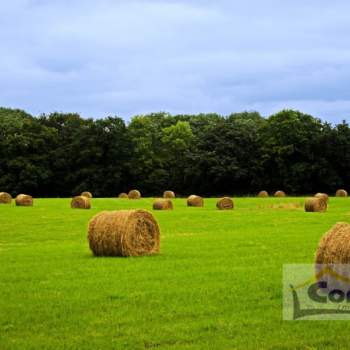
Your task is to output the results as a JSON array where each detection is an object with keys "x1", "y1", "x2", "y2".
[
  {"x1": 163, "y1": 190, "x2": 175, "y2": 198},
  {"x1": 187, "y1": 195, "x2": 203, "y2": 207},
  {"x1": 15, "y1": 194, "x2": 33, "y2": 207},
  {"x1": 216, "y1": 197, "x2": 234, "y2": 210},
  {"x1": 153, "y1": 198, "x2": 173, "y2": 210},
  {"x1": 274, "y1": 190, "x2": 286, "y2": 197},
  {"x1": 71, "y1": 196, "x2": 91, "y2": 209},
  {"x1": 118, "y1": 193, "x2": 128, "y2": 199},
  {"x1": 81, "y1": 191, "x2": 92, "y2": 198},
  {"x1": 88, "y1": 209, "x2": 160, "y2": 257},
  {"x1": 315, "y1": 193, "x2": 329, "y2": 202},
  {"x1": 0, "y1": 192, "x2": 12, "y2": 204},
  {"x1": 304, "y1": 197, "x2": 327, "y2": 212},
  {"x1": 336, "y1": 189, "x2": 348, "y2": 197},
  {"x1": 258, "y1": 191, "x2": 269, "y2": 198},
  {"x1": 128, "y1": 189, "x2": 141, "y2": 199}
]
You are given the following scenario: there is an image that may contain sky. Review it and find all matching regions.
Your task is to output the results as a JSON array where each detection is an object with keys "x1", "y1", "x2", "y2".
[{"x1": 1, "y1": 0, "x2": 350, "y2": 123}]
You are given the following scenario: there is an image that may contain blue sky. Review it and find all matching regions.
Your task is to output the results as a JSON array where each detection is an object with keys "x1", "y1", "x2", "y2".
[{"x1": 1, "y1": 0, "x2": 350, "y2": 123}]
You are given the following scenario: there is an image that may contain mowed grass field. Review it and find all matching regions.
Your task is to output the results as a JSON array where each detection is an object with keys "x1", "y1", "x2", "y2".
[{"x1": 1, "y1": 197, "x2": 350, "y2": 349}]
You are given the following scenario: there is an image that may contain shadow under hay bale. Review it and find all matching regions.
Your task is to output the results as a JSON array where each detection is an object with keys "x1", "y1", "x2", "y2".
[
  {"x1": 216, "y1": 197, "x2": 234, "y2": 210},
  {"x1": 315, "y1": 193, "x2": 329, "y2": 202},
  {"x1": 153, "y1": 199, "x2": 173, "y2": 210},
  {"x1": 0, "y1": 192, "x2": 12, "y2": 204},
  {"x1": 81, "y1": 191, "x2": 92, "y2": 198},
  {"x1": 274, "y1": 190, "x2": 286, "y2": 197},
  {"x1": 88, "y1": 209, "x2": 160, "y2": 257},
  {"x1": 71, "y1": 196, "x2": 91, "y2": 209},
  {"x1": 336, "y1": 189, "x2": 348, "y2": 197},
  {"x1": 128, "y1": 189, "x2": 141, "y2": 199},
  {"x1": 15, "y1": 194, "x2": 33, "y2": 206},
  {"x1": 305, "y1": 197, "x2": 327, "y2": 212},
  {"x1": 258, "y1": 191, "x2": 269, "y2": 198},
  {"x1": 118, "y1": 192, "x2": 128, "y2": 199},
  {"x1": 187, "y1": 195, "x2": 203, "y2": 207},
  {"x1": 163, "y1": 190, "x2": 175, "y2": 198}
]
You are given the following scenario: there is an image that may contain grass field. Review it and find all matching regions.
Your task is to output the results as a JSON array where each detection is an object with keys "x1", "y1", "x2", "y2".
[{"x1": 1, "y1": 197, "x2": 350, "y2": 349}]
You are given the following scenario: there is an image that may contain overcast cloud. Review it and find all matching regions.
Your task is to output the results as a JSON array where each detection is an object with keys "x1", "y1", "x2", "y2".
[{"x1": 1, "y1": 0, "x2": 350, "y2": 122}]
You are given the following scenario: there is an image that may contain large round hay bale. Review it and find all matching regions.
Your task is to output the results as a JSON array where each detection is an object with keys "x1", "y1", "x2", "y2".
[
  {"x1": 118, "y1": 192, "x2": 128, "y2": 199},
  {"x1": 304, "y1": 197, "x2": 327, "y2": 212},
  {"x1": 274, "y1": 190, "x2": 286, "y2": 197},
  {"x1": 336, "y1": 189, "x2": 348, "y2": 197},
  {"x1": 258, "y1": 191, "x2": 269, "y2": 198},
  {"x1": 187, "y1": 195, "x2": 203, "y2": 207},
  {"x1": 315, "y1": 193, "x2": 329, "y2": 202},
  {"x1": 216, "y1": 197, "x2": 234, "y2": 210},
  {"x1": 81, "y1": 191, "x2": 92, "y2": 198},
  {"x1": 153, "y1": 198, "x2": 173, "y2": 210},
  {"x1": 88, "y1": 210, "x2": 160, "y2": 257},
  {"x1": 128, "y1": 189, "x2": 141, "y2": 199},
  {"x1": 71, "y1": 196, "x2": 91, "y2": 209},
  {"x1": 15, "y1": 194, "x2": 33, "y2": 206},
  {"x1": 163, "y1": 190, "x2": 175, "y2": 198},
  {"x1": 0, "y1": 192, "x2": 12, "y2": 204}
]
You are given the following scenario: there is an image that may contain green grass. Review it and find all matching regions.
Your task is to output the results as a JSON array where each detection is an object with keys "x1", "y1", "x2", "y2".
[{"x1": 1, "y1": 197, "x2": 350, "y2": 349}]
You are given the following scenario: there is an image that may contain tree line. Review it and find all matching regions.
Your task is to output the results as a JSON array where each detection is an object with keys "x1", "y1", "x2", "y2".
[{"x1": 0, "y1": 107, "x2": 349, "y2": 197}]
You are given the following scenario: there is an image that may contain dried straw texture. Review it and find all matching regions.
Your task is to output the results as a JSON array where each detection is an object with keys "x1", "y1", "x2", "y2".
[
  {"x1": 118, "y1": 193, "x2": 128, "y2": 199},
  {"x1": 0, "y1": 192, "x2": 12, "y2": 204},
  {"x1": 128, "y1": 189, "x2": 141, "y2": 199},
  {"x1": 258, "y1": 191, "x2": 269, "y2": 198},
  {"x1": 81, "y1": 191, "x2": 92, "y2": 198},
  {"x1": 187, "y1": 195, "x2": 204, "y2": 207},
  {"x1": 274, "y1": 190, "x2": 286, "y2": 197},
  {"x1": 71, "y1": 196, "x2": 91, "y2": 209},
  {"x1": 304, "y1": 197, "x2": 327, "y2": 212},
  {"x1": 15, "y1": 194, "x2": 33, "y2": 206},
  {"x1": 336, "y1": 189, "x2": 348, "y2": 197},
  {"x1": 315, "y1": 193, "x2": 329, "y2": 202},
  {"x1": 88, "y1": 210, "x2": 160, "y2": 257},
  {"x1": 216, "y1": 197, "x2": 234, "y2": 210},
  {"x1": 153, "y1": 198, "x2": 173, "y2": 210},
  {"x1": 163, "y1": 191, "x2": 175, "y2": 198}
]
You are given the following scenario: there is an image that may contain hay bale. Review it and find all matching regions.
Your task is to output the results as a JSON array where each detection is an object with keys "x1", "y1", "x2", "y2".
[
  {"x1": 304, "y1": 197, "x2": 327, "y2": 212},
  {"x1": 88, "y1": 209, "x2": 160, "y2": 257},
  {"x1": 336, "y1": 189, "x2": 348, "y2": 197},
  {"x1": 118, "y1": 192, "x2": 128, "y2": 199},
  {"x1": 153, "y1": 198, "x2": 173, "y2": 210},
  {"x1": 128, "y1": 189, "x2": 141, "y2": 199},
  {"x1": 187, "y1": 195, "x2": 203, "y2": 207},
  {"x1": 163, "y1": 190, "x2": 175, "y2": 198},
  {"x1": 216, "y1": 197, "x2": 234, "y2": 210},
  {"x1": 71, "y1": 196, "x2": 91, "y2": 209},
  {"x1": 0, "y1": 192, "x2": 12, "y2": 204},
  {"x1": 315, "y1": 193, "x2": 329, "y2": 202},
  {"x1": 81, "y1": 191, "x2": 92, "y2": 198},
  {"x1": 274, "y1": 190, "x2": 286, "y2": 197},
  {"x1": 15, "y1": 194, "x2": 33, "y2": 206},
  {"x1": 258, "y1": 191, "x2": 269, "y2": 198}
]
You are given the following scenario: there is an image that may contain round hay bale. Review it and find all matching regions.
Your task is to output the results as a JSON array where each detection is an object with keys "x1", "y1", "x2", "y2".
[
  {"x1": 153, "y1": 198, "x2": 173, "y2": 210},
  {"x1": 187, "y1": 195, "x2": 203, "y2": 207},
  {"x1": 88, "y1": 209, "x2": 160, "y2": 257},
  {"x1": 258, "y1": 191, "x2": 269, "y2": 198},
  {"x1": 216, "y1": 197, "x2": 234, "y2": 210},
  {"x1": 315, "y1": 193, "x2": 329, "y2": 203},
  {"x1": 304, "y1": 197, "x2": 327, "y2": 212},
  {"x1": 81, "y1": 191, "x2": 92, "y2": 198},
  {"x1": 118, "y1": 192, "x2": 128, "y2": 199},
  {"x1": 0, "y1": 192, "x2": 12, "y2": 204},
  {"x1": 128, "y1": 189, "x2": 141, "y2": 199},
  {"x1": 163, "y1": 190, "x2": 175, "y2": 198},
  {"x1": 274, "y1": 190, "x2": 286, "y2": 197},
  {"x1": 71, "y1": 196, "x2": 91, "y2": 209},
  {"x1": 336, "y1": 189, "x2": 348, "y2": 197},
  {"x1": 15, "y1": 194, "x2": 33, "y2": 207}
]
